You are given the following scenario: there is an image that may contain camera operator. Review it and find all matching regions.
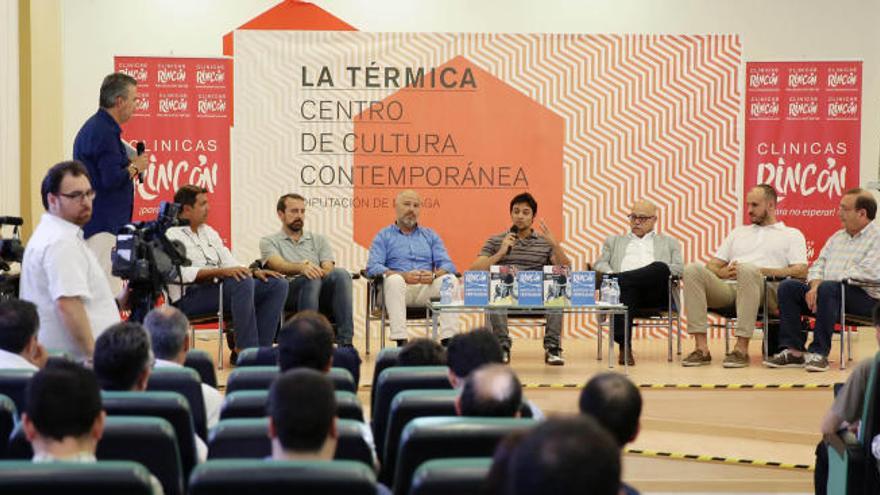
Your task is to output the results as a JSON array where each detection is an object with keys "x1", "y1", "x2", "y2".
[{"x1": 19, "y1": 161, "x2": 129, "y2": 361}]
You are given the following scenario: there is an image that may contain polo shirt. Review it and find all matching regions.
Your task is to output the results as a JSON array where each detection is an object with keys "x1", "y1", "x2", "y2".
[
  {"x1": 715, "y1": 222, "x2": 807, "y2": 268},
  {"x1": 259, "y1": 230, "x2": 334, "y2": 266},
  {"x1": 479, "y1": 230, "x2": 553, "y2": 270}
]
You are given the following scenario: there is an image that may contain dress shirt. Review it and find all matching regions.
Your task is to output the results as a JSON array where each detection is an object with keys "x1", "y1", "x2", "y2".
[
  {"x1": 715, "y1": 222, "x2": 807, "y2": 268},
  {"x1": 154, "y1": 358, "x2": 223, "y2": 429},
  {"x1": 165, "y1": 224, "x2": 243, "y2": 302},
  {"x1": 619, "y1": 231, "x2": 656, "y2": 272},
  {"x1": 0, "y1": 349, "x2": 38, "y2": 370},
  {"x1": 809, "y1": 222, "x2": 880, "y2": 298},
  {"x1": 366, "y1": 224, "x2": 455, "y2": 278}
]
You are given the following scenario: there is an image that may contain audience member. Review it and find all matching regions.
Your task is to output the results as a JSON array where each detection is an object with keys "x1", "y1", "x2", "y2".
[
  {"x1": 456, "y1": 364, "x2": 522, "y2": 417},
  {"x1": 398, "y1": 338, "x2": 446, "y2": 366},
  {"x1": 445, "y1": 328, "x2": 504, "y2": 388},
  {"x1": 0, "y1": 299, "x2": 47, "y2": 369}
]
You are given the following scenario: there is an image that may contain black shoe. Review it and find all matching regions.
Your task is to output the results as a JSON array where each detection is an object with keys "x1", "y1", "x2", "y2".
[
  {"x1": 618, "y1": 348, "x2": 635, "y2": 366},
  {"x1": 545, "y1": 348, "x2": 565, "y2": 366},
  {"x1": 229, "y1": 349, "x2": 239, "y2": 367},
  {"x1": 394, "y1": 339, "x2": 408, "y2": 347},
  {"x1": 501, "y1": 348, "x2": 511, "y2": 364},
  {"x1": 440, "y1": 338, "x2": 451, "y2": 348}
]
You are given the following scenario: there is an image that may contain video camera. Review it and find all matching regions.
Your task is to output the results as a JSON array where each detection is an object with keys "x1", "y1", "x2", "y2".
[{"x1": 0, "y1": 216, "x2": 24, "y2": 300}]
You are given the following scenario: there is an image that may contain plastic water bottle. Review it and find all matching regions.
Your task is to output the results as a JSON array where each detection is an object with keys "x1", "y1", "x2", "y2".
[
  {"x1": 440, "y1": 276, "x2": 453, "y2": 305},
  {"x1": 599, "y1": 277, "x2": 611, "y2": 304},
  {"x1": 607, "y1": 277, "x2": 620, "y2": 305}
]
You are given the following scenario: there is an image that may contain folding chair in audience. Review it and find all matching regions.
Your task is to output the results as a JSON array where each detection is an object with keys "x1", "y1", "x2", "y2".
[
  {"x1": 147, "y1": 366, "x2": 208, "y2": 440},
  {"x1": 235, "y1": 346, "x2": 362, "y2": 388},
  {"x1": 189, "y1": 459, "x2": 377, "y2": 495},
  {"x1": 0, "y1": 369, "x2": 34, "y2": 413},
  {"x1": 409, "y1": 457, "x2": 493, "y2": 495},
  {"x1": 0, "y1": 394, "x2": 15, "y2": 459},
  {"x1": 219, "y1": 389, "x2": 364, "y2": 422},
  {"x1": 0, "y1": 460, "x2": 155, "y2": 495},
  {"x1": 370, "y1": 347, "x2": 401, "y2": 408},
  {"x1": 225, "y1": 366, "x2": 356, "y2": 393},
  {"x1": 184, "y1": 349, "x2": 218, "y2": 388}
]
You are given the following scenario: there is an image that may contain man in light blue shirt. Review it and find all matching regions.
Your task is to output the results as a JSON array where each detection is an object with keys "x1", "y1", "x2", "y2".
[{"x1": 366, "y1": 190, "x2": 458, "y2": 345}]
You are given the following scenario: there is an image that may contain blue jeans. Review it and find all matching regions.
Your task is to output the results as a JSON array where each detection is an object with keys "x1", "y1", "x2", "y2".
[
  {"x1": 176, "y1": 276, "x2": 288, "y2": 349},
  {"x1": 285, "y1": 268, "x2": 354, "y2": 345},
  {"x1": 777, "y1": 279, "x2": 876, "y2": 356}
]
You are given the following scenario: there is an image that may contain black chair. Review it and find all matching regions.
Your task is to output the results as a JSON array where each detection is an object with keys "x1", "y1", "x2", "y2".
[
  {"x1": 207, "y1": 418, "x2": 375, "y2": 468},
  {"x1": 0, "y1": 394, "x2": 16, "y2": 459},
  {"x1": 220, "y1": 389, "x2": 364, "y2": 422},
  {"x1": 393, "y1": 417, "x2": 537, "y2": 495},
  {"x1": 101, "y1": 390, "x2": 198, "y2": 479},
  {"x1": 236, "y1": 346, "x2": 362, "y2": 388},
  {"x1": 226, "y1": 366, "x2": 356, "y2": 393},
  {"x1": 372, "y1": 366, "x2": 452, "y2": 460},
  {"x1": 189, "y1": 459, "x2": 377, "y2": 495},
  {"x1": 185, "y1": 349, "x2": 218, "y2": 388},
  {"x1": 0, "y1": 460, "x2": 154, "y2": 495},
  {"x1": 409, "y1": 457, "x2": 493, "y2": 495},
  {"x1": 371, "y1": 347, "x2": 401, "y2": 409},
  {"x1": 8, "y1": 416, "x2": 183, "y2": 495},
  {"x1": 0, "y1": 369, "x2": 35, "y2": 412},
  {"x1": 147, "y1": 366, "x2": 208, "y2": 440}
]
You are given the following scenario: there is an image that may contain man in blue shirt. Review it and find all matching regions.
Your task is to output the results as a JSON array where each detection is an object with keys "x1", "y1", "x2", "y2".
[
  {"x1": 366, "y1": 190, "x2": 458, "y2": 346},
  {"x1": 73, "y1": 73, "x2": 151, "y2": 292}
]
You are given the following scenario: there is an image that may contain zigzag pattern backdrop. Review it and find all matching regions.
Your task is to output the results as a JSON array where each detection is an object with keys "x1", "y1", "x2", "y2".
[{"x1": 233, "y1": 32, "x2": 741, "y2": 340}]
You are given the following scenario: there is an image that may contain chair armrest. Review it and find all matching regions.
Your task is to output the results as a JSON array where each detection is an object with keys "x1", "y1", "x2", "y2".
[
  {"x1": 842, "y1": 278, "x2": 880, "y2": 288},
  {"x1": 824, "y1": 429, "x2": 862, "y2": 460}
]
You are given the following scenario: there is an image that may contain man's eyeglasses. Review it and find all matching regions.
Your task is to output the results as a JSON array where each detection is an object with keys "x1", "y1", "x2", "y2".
[
  {"x1": 627, "y1": 214, "x2": 655, "y2": 223},
  {"x1": 57, "y1": 190, "x2": 96, "y2": 202}
]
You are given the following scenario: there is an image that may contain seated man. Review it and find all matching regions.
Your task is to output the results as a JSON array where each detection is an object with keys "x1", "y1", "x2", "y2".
[
  {"x1": 683, "y1": 184, "x2": 807, "y2": 368},
  {"x1": 767, "y1": 188, "x2": 880, "y2": 372},
  {"x1": 594, "y1": 200, "x2": 683, "y2": 366},
  {"x1": 0, "y1": 299, "x2": 48, "y2": 369},
  {"x1": 267, "y1": 368, "x2": 389, "y2": 493},
  {"x1": 469, "y1": 193, "x2": 570, "y2": 365},
  {"x1": 261, "y1": 194, "x2": 354, "y2": 346},
  {"x1": 143, "y1": 306, "x2": 223, "y2": 428},
  {"x1": 579, "y1": 372, "x2": 644, "y2": 495},
  {"x1": 93, "y1": 321, "x2": 207, "y2": 461},
  {"x1": 456, "y1": 363, "x2": 522, "y2": 417},
  {"x1": 366, "y1": 189, "x2": 458, "y2": 346},
  {"x1": 166, "y1": 185, "x2": 288, "y2": 355},
  {"x1": 398, "y1": 338, "x2": 446, "y2": 366}
]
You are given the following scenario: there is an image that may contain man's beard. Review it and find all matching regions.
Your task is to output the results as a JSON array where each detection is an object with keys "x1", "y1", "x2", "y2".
[
  {"x1": 398, "y1": 215, "x2": 417, "y2": 229},
  {"x1": 288, "y1": 220, "x2": 303, "y2": 232},
  {"x1": 751, "y1": 212, "x2": 767, "y2": 225}
]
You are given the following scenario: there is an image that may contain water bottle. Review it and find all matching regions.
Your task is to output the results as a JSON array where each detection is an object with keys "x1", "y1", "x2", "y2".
[
  {"x1": 607, "y1": 277, "x2": 620, "y2": 305},
  {"x1": 599, "y1": 277, "x2": 610, "y2": 304},
  {"x1": 440, "y1": 276, "x2": 453, "y2": 305}
]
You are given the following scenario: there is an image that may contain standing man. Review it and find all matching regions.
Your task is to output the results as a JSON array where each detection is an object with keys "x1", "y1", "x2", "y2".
[
  {"x1": 682, "y1": 184, "x2": 807, "y2": 368},
  {"x1": 74, "y1": 73, "x2": 151, "y2": 293},
  {"x1": 20, "y1": 161, "x2": 122, "y2": 360},
  {"x1": 593, "y1": 200, "x2": 683, "y2": 366},
  {"x1": 469, "y1": 193, "x2": 570, "y2": 365},
  {"x1": 166, "y1": 185, "x2": 288, "y2": 355},
  {"x1": 260, "y1": 194, "x2": 354, "y2": 346},
  {"x1": 366, "y1": 190, "x2": 458, "y2": 346},
  {"x1": 766, "y1": 188, "x2": 880, "y2": 372}
]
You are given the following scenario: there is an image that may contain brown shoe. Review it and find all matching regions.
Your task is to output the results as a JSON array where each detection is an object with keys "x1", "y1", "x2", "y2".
[
  {"x1": 618, "y1": 349, "x2": 635, "y2": 366},
  {"x1": 722, "y1": 350, "x2": 750, "y2": 368},
  {"x1": 682, "y1": 349, "x2": 712, "y2": 367}
]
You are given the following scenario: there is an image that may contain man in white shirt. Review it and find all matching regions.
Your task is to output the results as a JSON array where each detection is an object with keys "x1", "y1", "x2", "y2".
[
  {"x1": 165, "y1": 185, "x2": 288, "y2": 354},
  {"x1": 682, "y1": 184, "x2": 808, "y2": 368},
  {"x1": 593, "y1": 200, "x2": 683, "y2": 366},
  {"x1": 20, "y1": 161, "x2": 123, "y2": 361},
  {"x1": 143, "y1": 306, "x2": 222, "y2": 428},
  {"x1": 0, "y1": 299, "x2": 47, "y2": 370}
]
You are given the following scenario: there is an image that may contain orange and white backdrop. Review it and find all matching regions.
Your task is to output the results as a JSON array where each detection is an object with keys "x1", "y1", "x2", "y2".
[{"x1": 232, "y1": 31, "x2": 742, "y2": 339}]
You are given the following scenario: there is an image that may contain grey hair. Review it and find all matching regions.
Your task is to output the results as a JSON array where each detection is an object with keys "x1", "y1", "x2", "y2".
[
  {"x1": 143, "y1": 306, "x2": 189, "y2": 360},
  {"x1": 99, "y1": 73, "x2": 137, "y2": 109}
]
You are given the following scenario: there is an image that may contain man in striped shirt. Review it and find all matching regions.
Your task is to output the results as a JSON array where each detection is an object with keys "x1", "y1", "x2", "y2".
[{"x1": 766, "y1": 188, "x2": 880, "y2": 372}]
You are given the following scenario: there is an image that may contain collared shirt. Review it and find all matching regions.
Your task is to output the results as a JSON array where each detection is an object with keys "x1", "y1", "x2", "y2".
[
  {"x1": 619, "y1": 231, "x2": 656, "y2": 273},
  {"x1": 0, "y1": 349, "x2": 38, "y2": 371},
  {"x1": 479, "y1": 230, "x2": 554, "y2": 270},
  {"x1": 19, "y1": 213, "x2": 120, "y2": 360},
  {"x1": 154, "y1": 359, "x2": 223, "y2": 429},
  {"x1": 809, "y1": 223, "x2": 880, "y2": 298},
  {"x1": 715, "y1": 222, "x2": 807, "y2": 268},
  {"x1": 165, "y1": 224, "x2": 243, "y2": 302},
  {"x1": 366, "y1": 224, "x2": 455, "y2": 277},
  {"x1": 73, "y1": 108, "x2": 134, "y2": 238},
  {"x1": 259, "y1": 230, "x2": 334, "y2": 266}
]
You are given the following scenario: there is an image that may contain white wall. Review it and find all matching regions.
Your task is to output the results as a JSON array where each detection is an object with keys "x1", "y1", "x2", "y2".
[
  {"x1": 61, "y1": 0, "x2": 880, "y2": 186},
  {"x1": 1, "y1": 0, "x2": 20, "y2": 217}
]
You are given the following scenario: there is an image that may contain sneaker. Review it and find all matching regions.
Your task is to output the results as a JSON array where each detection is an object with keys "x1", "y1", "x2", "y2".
[
  {"x1": 545, "y1": 348, "x2": 565, "y2": 366},
  {"x1": 762, "y1": 349, "x2": 805, "y2": 368},
  {"x1": 722, "y1": 350, "x2": 749, "y2": 368},
  {"x1": 501, "y1": 348, "x2": 511, "y2": 365},
  {"x1": 805, "y1": 353, "x2": 830, "y2": 372},
  {"x1": 682, "y1": 349, "x2": 712, "y2": 367}
]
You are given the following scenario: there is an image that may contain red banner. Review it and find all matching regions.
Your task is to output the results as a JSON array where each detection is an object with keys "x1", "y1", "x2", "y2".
[
  {"x1": 744, "y1": 61, "x2": 862, "y2": 262},
  {"x1": 114, "y1": 56, "x2": 233, "y2": 246}
]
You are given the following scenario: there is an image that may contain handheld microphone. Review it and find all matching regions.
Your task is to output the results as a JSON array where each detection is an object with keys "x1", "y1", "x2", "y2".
[
  {"x1": 135, "y1": 141, "x2": 145, "y2": 183},
  {"x1": 506, "y1": 225, "x2": 518, "y2": 255}
]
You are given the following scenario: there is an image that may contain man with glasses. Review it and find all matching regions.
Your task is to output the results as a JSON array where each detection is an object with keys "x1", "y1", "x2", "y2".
[
  {"x1": 20, "y1": 161, "x2": 123, "y2": 360},
  {"x1": 74, "y1": 73, "x2": 152, "y2": 293},
  {"x1": 594, "y1": 200, "x2": 683, "y2": 365},
  {"x1": 683, "y1": 184, "x2": 807, "y2": 368}
]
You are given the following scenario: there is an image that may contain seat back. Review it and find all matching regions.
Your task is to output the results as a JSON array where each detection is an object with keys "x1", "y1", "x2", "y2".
[
  {"x1": 372, "y1": 366, "x2": 452, "y2": 460},
  {"x1": 226, "y1": 366, "x2": 356, "y2": 393},
  {"x1": 0, "y1": 394, "x2": 16, "y2": 459},
  {"x1": 207, "y1": 418, "x2": 374, "y2": 467},
  {"x1": 0, "y1": 369, "x2": 35, "y2": 412},
  {"x1": 185, "y1": 349, "x2": 218, "y2": 388},
  {"x1": 370, "y1": 347, "x2": 400, "y2": 408},
  {"x1": 100, "y1": 390, "x2": 198, "y2": 478},
  {"x1": 220, "y1": 390, "x2": 363, "y2": 422},
  {"x1": 0, "y1": 460, "x2": 154, "y2": 495},
  {"x1": 147, "y1": 366, "x2": 208, "y2": 439},
  {"x1": 393, "y1": 417, "x2": 537, "y2": 495},
  {"x1": 235, "y1": 347, "x2": 276, "y2": 367},
  {"x1": 410, "y1": 457, "x2": 493, "y2": 495},
  {"x1": 189, "y1": 459, "x2": 377, "y2": 495}
]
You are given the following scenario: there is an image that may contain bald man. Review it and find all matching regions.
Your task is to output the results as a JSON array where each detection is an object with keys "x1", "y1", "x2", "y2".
[
  {"x1": 456, "y1": 364, "x2": 523, "y2": 417},
  {"x1": 594, "y1": 200, "x2": 683, "y2": 365},
  {"x1": 366, "y1": 190, "x2": 458, "y2": 346}
]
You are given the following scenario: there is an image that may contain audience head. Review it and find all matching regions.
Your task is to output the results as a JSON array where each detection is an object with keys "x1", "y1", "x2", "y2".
[
  {"x1": 174, "y1": 184, "x2": 210, "y2": 228},
  {"x1": 99, "y1": 72, "x2": 138, "y2": 124},
  {"x1": 486, "y1": 430, "x2": 527, "y2": 495},
  {"x1": 93, "y1": 322, "x2": 153, "y2": 391},
  {"x1": 267, "y1": 368, "x2": 337, "y2": 460},
  {"x1": 457, "y1": 364, "x2": 522, "y2": 417},
  {"x1": 41, "y1": 161, "x2": 93, "y2": 227},
  {"x1": 0, "y1": 299, "x2": 42, "y2": 358},
  {"x1": 278, "y1": 311, "x2": 334, "y2": 373},
  {"x1": 504, "y1": 416, "x2": 621, "y2": 495},
  {"x1": 579, "y1": 372, "x2": 642, "y2": 446},
  {"x1": 398, "y1": 338, "x2": 446, "y2": 366},
  {"x1": 840, "y1": 188, "x2": 877, "y2": 234},
  {"x1": 143, "y1": 306, "x2": 190, "y2": 363},
  {"x1": 446, "y1": 327, "x2": 504, "y2": 387},
  {"x1": 23, "y1": 360, "x2": 105, "y2": 456},
  {"x1": 746, "y1": 184, "x2": 778, "y2": 227}
]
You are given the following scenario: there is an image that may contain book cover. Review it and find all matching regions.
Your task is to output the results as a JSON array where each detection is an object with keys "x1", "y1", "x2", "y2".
[
  {"x1": 543, "y1": 265, "x2": 571, "y2": 307},
  {"x1": 516, "y1": 270, "x2": 544, "y2": 306},
  {"x1": 489, "y1": 265, "x2": 518, "y2": 306},
  {"x1": 570, "y1": 271, "x2": 597, "y2": 306},
  {"x1": 463, "y1": 271, "x2": 490, "y2": 306}
]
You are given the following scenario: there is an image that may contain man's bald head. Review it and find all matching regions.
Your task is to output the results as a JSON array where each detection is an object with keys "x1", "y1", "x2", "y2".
[{"x1": 458, "y1": 364, "x2": 522, "y2": 417}]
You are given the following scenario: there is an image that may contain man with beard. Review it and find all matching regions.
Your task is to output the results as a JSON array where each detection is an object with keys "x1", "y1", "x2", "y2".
[
  {"x1": 366, "y1": 189, "x2": 458, "y2": 346},
  {"x1": 20, "y1": 161, "x2": 123, "y2": 360},
  {"x1": 261, "y1": 194, "x2": 354, "y2": 346},
  {"x1": 682, "y1": 184, "x2": 807, "y2": 368}
]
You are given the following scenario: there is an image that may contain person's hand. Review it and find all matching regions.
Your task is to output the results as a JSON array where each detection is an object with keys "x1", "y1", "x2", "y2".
[
  {"x1": 131, "y1": 154, "x2": 150, "y2": 175},
  {"x1": 222, "y1": 266, "x2": 252, "y2": 281},
  {"x1": 498, "y1": 232, "x2": 517, "y2": 256},
  {"x1": 300, "y1": 261, "x2": 323, "y2": 280},
  {"x1": 254, "y1": 268, "x2": 284, "y2": 282},
  {"x1": 402, "y1": 271, "x2": 423, "y2": 284},
  {"x1": 806, "y1": 287, "x2": 819, "y2": 313},
  {"x1": 717, "y1": 261, "x2": 737, "y2": 280},
  {"x1": 536, "y1": 218, "x2": 558, "y2": 245},
  {"x1": 418, "y1": 270, "x2": 435, "y2": 284}
]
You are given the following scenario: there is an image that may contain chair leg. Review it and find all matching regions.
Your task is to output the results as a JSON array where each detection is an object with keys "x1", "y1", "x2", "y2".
[
  {"x1": 217, "y1": 283, "x2": 225, "y2": 371},
  {"x1": 839, "y1": 287, "x2": 846, "y2": 370},
  {"x1": 596, "y1": 315, "x2": 603, "y2": 361},
  {"x1": 364, "y1": 288, "x2": 371, "y2": 356},
  {"x1": 380, "y1": 308, "x2": 387, "y2": 350},
  {"x1": 667, "y1": 288, "x2": 673, "y2": 362}
]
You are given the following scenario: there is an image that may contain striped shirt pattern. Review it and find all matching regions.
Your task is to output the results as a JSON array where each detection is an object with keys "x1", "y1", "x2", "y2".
[
  {"x1": 808, "y1": 222, "x2": 880, "y2": 298},
  {"x1": 479, "y1": 231, "x2": 554, "y2": 270}
]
